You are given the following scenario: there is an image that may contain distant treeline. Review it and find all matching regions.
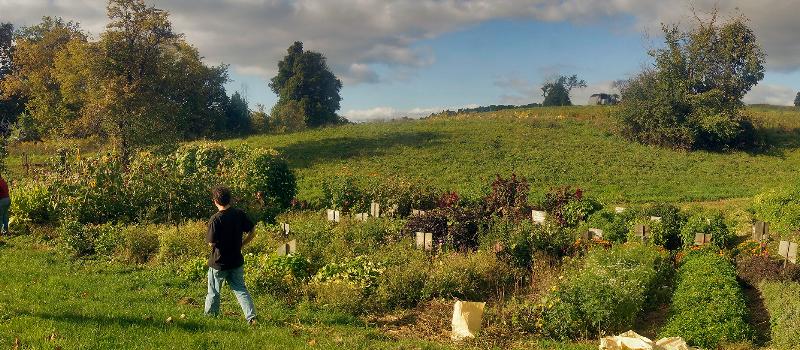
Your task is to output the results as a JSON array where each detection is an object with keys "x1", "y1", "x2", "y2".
[{"x1": 426, "y1": 103, "x2": 542, "y2": 118}]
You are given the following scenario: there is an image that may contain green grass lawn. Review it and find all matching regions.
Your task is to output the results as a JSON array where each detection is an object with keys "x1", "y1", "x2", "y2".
[
  {"x1": 221, "y1": 105, "x2": 800, "y2": 205},
  {"x1": 0, "y1": 236, "x2": 595, "y2": 350},
  {"x1": 0, "y1": 237, "x2": 453, "y2": 350}
]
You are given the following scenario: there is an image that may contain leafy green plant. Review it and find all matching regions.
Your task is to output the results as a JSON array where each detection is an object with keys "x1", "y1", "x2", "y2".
[
  {"x1": 759, "y1": 281, "x2": 800, "y2": 350},
  {"x1": 680, "y1": 210, "x2": 733, "y2": 249},
  {"x1": 178, "y1": 257, "x2": 208, "y2": 282},
  {"x1": 58, "y1": 218, "x2": 96, "y2": 257},
  {"x1": 660, "y1": 251, "x2": 752, "y2": 348},
  {"x1": 246, "y1": 253, "x2": 311, "y2": 303},
  {"x1": 532, "y1": 243, "x2": 672, "y2": 340},
  {"x1": 423, "y1": 250, "x2": 517, "y2": 301}
]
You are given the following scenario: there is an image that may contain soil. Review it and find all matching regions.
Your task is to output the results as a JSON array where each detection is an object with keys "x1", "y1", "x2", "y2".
[{"x1": 741, "y1": 284, "x2": 771, "y2": 346}]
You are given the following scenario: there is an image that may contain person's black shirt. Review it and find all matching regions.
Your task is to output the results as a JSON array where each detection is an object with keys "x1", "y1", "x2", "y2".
[{"x1": 206, "y1": 207, "x2": 255, "y2": 270}]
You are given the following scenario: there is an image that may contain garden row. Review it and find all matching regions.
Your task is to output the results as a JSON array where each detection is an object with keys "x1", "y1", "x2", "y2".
[{"x1": 11, "y1": 142, "x2": 297, "y2": 227}]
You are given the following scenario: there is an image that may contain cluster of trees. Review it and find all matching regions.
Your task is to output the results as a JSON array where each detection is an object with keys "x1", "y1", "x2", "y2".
[
  {"x1": 615, "y1": 12, "x2": 765, "y2": 151},
  {"x1": 795, "y1": 92, "x2": 800, "y2": 107},
  {"x1": 0, "y1": 0, "x2": 344, "y2": 158},
  {"x1": 541, "y1": 74, "x2": 586, "y2": 106}
]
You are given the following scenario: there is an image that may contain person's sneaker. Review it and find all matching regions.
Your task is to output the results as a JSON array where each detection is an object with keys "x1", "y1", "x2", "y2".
[{"x1": 248, "y1": 318, "x2": 257, "y2": 326}]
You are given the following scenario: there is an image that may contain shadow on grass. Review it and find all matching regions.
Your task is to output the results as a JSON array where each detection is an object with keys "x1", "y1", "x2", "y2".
[
  {"x1": 20, "y1": 310, "x2": 240, "y2": 332},
  {"x1": 276, "y1": 130, "x2": 444, "y2": 169}
]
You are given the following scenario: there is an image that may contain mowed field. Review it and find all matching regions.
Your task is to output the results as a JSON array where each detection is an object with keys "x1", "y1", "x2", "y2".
[{"x1": 210, "y1": 105, "x2": 800, "y2": 205}]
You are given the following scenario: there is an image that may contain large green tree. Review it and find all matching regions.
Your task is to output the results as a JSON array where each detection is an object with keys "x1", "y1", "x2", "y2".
[
  {"x1": 224, "y1": 91, "x2": 251, "y2": 134},
  {"x1": 269, "y1": 41, "x2": 343, "y2": 128},
  {"x1": 0, "y1": 18, "x2": 86, "y2": 137},
  {"x1": 616, "y1": 11, "x2": 765, "y2": 150},
  {"x1": 0, "y1": 22, "x2": 25, "y2": 129},
  {"x1": 795, "y1": 92, "x2": 800, "y2": 107},
  {"x1": 51, "y1": 0, "x2": 230, "y2": 159},
  {"x1": 541, "y1": 74, "x2": 586, "y2": 106}
]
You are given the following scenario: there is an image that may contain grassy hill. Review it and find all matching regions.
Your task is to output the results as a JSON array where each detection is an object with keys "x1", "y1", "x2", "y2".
[
  {"x1": 8, "y1": 105, "x2": 800, "y2": 206},
  {"x1": 219, "y1": 105, "x2": 800, "y2": 205}
]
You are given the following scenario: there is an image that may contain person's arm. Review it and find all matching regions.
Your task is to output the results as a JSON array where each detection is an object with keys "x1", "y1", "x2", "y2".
[
  {"x1": 206, "y1": 218, "x2": 218, "y2": 248},
  {"x1": 241, "y1": 214, "x2": 256, "y2": 247},
  {"x1": 242, "y1": 228, "x2": 256, "y2": 247}
]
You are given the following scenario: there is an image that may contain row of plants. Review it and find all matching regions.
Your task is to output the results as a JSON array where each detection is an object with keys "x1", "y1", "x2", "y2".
[
  {"x1": 660, "y1": 251, "x2": 753, "y2": 348},
  {"x1": 10, "y1": 142, "x2": 297, "y2": 227},
  {"x1": 506, "y1": 243, "x2": 673, "y2": 340},
  {"x1": 758, "y1": 281, "x2": 800, "y2": 350}
]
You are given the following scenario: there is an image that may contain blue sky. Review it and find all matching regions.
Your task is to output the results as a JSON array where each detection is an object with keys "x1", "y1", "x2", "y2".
[{"x1": 5, "y1": 0, "x2": 800, "y2": 120}]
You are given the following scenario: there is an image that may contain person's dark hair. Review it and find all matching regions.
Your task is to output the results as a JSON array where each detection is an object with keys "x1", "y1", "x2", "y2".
[{"x1": 212, "y1": 186, "x2": 231, "y2": 206}]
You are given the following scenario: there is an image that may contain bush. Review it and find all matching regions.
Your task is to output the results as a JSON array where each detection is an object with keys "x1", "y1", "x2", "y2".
[
  {"x1": 120, "y1": 225, "x2": 160, "y2": 264},
  {"x1": 369, "y1": 250, "x2": 430, "y2": 311},
  {"x1": 58, "y1": 219, "x2": 96, "y2": 257},
  {"x1": 483, "y1": 174, "x2": 530, "y2": 219},
  {"x1": 751, "y1": 185, "x2": 800, "y2": 240},
  {"x1": 156, "y1": 221, "x2": 207, "y2": 264},
  {"x1": 9, "y1": 181, "x2": 52, "y2": 225},
  {"x1": 365, "y1": 176, "x2": 439, "y2": 217},
  {"x1": 246, "y1": 253, "x2": 311, "y2": 303},
  {"x1": 93, "y1": 223, "x2": 123, "y2": 259},
  {"x1": 680, "y1": 210, "x2": 734, "y2": 249},
  {"x1": 736, "y1": 254, "x2": 800, "y2": 287},
  {"x1": 539, "y1": 187, "x2": 600, "y2": 227},
  {"x1": 642, "y1": 203, "x2": 685, "y2": 250},
  {"x1": 614, "y1": 14, "x2": 764, "y2": 151},
  {"x1": 660, "y1": 251, "x2": 752, "y2": 348},
  {"x1": 759, "y1": 281, "x2": 800, "y2": 350},
  {"x1": 178, "y1": 257, "x2": 208, "y2": 282},
  {"x1": 310, "y1": 256, "x2": 384, "y2": 314},
  {"x1": 583, "y1": 208, "x2": 637, "y2": 244},
  {"x1": 423, "y1": 250, "x2": 517, "y2": 301},
  {"x1": 29, "y1": 143, "x2": 296, "y2": 226},
  {"x1": 533, "y1": 243, "x2": 672, "y2": 340}
]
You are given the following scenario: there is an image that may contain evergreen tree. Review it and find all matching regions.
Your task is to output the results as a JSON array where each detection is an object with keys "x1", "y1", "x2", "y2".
[
  {"x1": 269, "y1": 41, "x2": 342, "y2": 128},
  {"x1": 795, "y1": 92, "x2": 800, "y2": 107}
]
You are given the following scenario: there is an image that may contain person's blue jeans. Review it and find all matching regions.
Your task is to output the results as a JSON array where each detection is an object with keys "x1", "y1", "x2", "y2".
[
  {"x1": 204, "y1": 265, "x2": 256, "y2": 321},
  {"x1": 0, "y1": 197, "x2": 10, "y2": 234}
]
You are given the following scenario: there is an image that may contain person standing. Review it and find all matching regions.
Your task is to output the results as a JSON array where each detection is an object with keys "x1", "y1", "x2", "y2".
[
  {"x1": 0, "y1": 174, "x2": 10, "y2": 237},
  {"x1": 204, "y1": 186, "x2": 257, "y2": 325}
]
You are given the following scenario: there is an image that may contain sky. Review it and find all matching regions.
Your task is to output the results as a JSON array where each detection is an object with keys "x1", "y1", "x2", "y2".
[{"x1": 3, "y1": 0, "x2": 800, "y2": 121}]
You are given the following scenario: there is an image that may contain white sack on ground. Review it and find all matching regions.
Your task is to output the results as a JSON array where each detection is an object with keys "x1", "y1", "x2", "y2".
[
  {"x1": 450, "y1": 301, "x2": 485, "y2": 341},
  {"x1": 599, "y1": 330, "x2": 696, "y2": 350}
]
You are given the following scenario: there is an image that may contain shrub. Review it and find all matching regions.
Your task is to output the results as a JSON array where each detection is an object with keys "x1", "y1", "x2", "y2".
[
  {"x1": 660, "y1": 251, "x2": 752, "y2": 348},
  {"x1": 58, "y1": 219, "x2": 96, "y2": 257},
  {"x1": 751, "y1": 185, "x2": 800, "y2": 240},
  {"x1": 583, "y1": 208, "x2": 637, "y2": 244},
  {"x1": 312, "y1": 256, "x2": 384, "y2": 294},
  {"x1": 483, "y1": 174, "x2": 530, "y2": 219},
  {"x1": 642, "y1": 203, "x2": 685, "y2": 250},
  {"x1": 178, "y1": 257, "x2": 208, "y2": 282},
  {"x1": 366, "y1": 176, "x2": 439, "y2": 217},
  {"x1": 534, "y1": 243, "x2": 672, "y2": 340},
  {"x1": 93, "y1": 223, "x2": 123, "y2": 259},
  {"x1": 423, "y1": 250, "x2": 517, "y2": 301},
  {"x1": 9, "y1": 181, "x2": 53, "y2": 225},
  {"x1": 246, "y1": 253, "x2": 311, "y2": 303},
  {"x1": 120, "y1": 225, "x2": 160, "y2": 264},
  {"x1": 614, "y1": 13, "x2": 764, "y2": 151},
  {"x1": 321, "y1": 174, "x2": 367, "y2": 213},
  {"x1": 736, "y1": 254, "x2": 800, "y2": 287},
  {"x1": 27, "y1": 143, "x2": 296, "y2": 226},
  {"x1": 156, "y1": 221, "x2": 207, "y2": 264},
  {"x1": 369, "y1": 250, "x2": 430, "y2": 311},
  {"x1": 680, "y1": 210, "x2": 734, "y2": 249},
  {"x1": 539, "y1": 187, "x2": 600, "y2": 227},
  {"x1": 759, "y1": 281, "x2": 800, "y2": 350}
]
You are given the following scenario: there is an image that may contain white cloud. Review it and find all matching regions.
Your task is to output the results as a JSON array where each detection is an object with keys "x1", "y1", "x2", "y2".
[
  {"x1": 344, "y1": 104, "x2": 480, "y2": 122},
  {"x1": 3, "y1": 0, "x2": 800, "y2": 87},
  {"x1": 744, "y1": 84, "x2": 797, "y2": 106}
]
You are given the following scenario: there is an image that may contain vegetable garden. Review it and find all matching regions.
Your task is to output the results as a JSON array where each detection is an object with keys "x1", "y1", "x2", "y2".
[{"x1": 8, "y1": 139, "x2": 800, "y2": 349}]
